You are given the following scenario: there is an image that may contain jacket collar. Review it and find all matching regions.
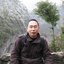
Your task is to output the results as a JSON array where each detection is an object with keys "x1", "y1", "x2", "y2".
[{"x1": 26, "y1": 33, "x2": 41, "y2": 43}]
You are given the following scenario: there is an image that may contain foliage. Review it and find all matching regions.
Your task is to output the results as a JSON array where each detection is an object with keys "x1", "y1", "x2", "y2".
[
  {"x1": 0, "y1": 25, "x2": 18, "y2": 46},
  {"x1": 0, "y1": 0, "x2": 27, "y2": 46},
  {"x1": 59, "y1": 22, "x2": 64, "y2": 50},
  {"x1": 0, "y1": 30, "x2": 10, "y2": 46},
  {"x1": 34, "y1": 1, "x2": 59, "y2": 26},
  {"x1": 50, "y1": 21, "x2": 64, "y2": 52},
  {"x1": 49, "y1": 35, "x2": 61, "y2": 52},
  {"x1": 33, "y1": 1, "x2": 59, "y2": 45}
]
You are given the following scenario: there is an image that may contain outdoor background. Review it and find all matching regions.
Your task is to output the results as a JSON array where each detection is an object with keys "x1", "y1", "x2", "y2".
[{"x1": 0, "y1": 0, "x2": 64, "y2": 64}]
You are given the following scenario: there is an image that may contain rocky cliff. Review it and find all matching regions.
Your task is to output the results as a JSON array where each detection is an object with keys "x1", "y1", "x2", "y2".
[{"x1": 0, "y1": 0, "x2": 29, "y2": 60}]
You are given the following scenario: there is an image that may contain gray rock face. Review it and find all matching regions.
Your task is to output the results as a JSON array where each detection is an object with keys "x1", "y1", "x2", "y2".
[
  {"x1": 0, "y1": 0, "x2": 29, "y2": 31},
  {"x1": 0, "y1": 0, "x2": 29, "y2": 61},
  {"x1": 0, "y1": 53, "x2": 10, "y2": 64},
  {"x1": 52, "y1": 52, "x2": 64, "y2": 64}
]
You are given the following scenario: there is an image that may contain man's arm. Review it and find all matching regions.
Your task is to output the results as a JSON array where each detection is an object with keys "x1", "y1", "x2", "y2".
[
  {"x1": 42, "y1": 38, "x2": 52, "y2": 64},
  {"x1": 10, "y1": 37, "x2": 22, "y2": 64}
]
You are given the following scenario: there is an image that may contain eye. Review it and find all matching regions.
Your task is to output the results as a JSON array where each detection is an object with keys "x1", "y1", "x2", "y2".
[
  {"x1": 29, "y1": 25, "x2": 38, "y2": 28},
  {"x1": 30, "y1": 26, "x2": 33, "y2": 28},
  {"x1": 34, "y1": 25, "x2": 37, "y2": 28}
]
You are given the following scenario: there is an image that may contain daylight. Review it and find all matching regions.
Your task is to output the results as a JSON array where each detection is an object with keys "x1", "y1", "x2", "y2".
[
  {"x1": 0, "y1": 0, "x2": 64, "y2": 64},
  {"x1": 19, "y1": 0, "x2": 62, "y2": 11}
]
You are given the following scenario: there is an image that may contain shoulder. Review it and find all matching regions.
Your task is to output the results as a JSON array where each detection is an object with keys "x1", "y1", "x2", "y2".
[
  {"x1": 40, "y1": 36, "x2": 47, "y2": 41},
  {"x1": 18, "y1": 34, "x2": 24, "y2": 38},
  {"x1": 16, "y1": 34, "x2": 26, "y2": 42},
  {"x1": 40, "y1": 36, "x2": 49, "y2": 48},
  {"x1": 40, "y1": 35, "x2": 48, "y2": 44},
  {"x1": 15, "y1": 34, "x2": 26, "y2": 44},
  {"x1": 18, "y1": 34, "x2": 26, "y2": 38},
  {"x1": 15, "y1": 34, "x2": 25, "y2": 42}
]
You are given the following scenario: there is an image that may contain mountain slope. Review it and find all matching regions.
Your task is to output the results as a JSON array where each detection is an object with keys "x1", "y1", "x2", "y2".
[{"x1": 0, "y1": 0, "x2": 29, "y2": 46}]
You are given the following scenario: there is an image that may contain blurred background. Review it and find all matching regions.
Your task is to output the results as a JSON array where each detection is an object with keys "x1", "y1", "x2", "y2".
[{"x1": 0, "y1": 0, "x2": 64, "y2": 64}]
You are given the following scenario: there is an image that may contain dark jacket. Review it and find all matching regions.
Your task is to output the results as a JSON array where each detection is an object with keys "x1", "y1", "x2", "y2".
[{"x1": 10, "y1": 33, "x2": 52, "y2": 64}]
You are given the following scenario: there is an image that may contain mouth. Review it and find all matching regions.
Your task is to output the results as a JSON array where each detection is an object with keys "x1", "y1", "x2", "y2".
[{"x1": 31, "y1": 32, "x2": 36, "y2": 34}]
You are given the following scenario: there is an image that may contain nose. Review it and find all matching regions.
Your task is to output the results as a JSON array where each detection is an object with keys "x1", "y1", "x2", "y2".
[{"x1": 32, "y1": 27, "x2": 35, "y2": 31}]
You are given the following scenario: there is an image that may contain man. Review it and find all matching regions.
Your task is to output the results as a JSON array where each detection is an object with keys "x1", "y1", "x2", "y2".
[{"x1": 10, "y1": 19, "x2": 52, "y2": 64}]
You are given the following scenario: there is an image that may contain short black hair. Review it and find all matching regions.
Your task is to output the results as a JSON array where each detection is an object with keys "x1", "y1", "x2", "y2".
[{"x1": 28, "y1": 19, "x2": 39, "y2": 26}]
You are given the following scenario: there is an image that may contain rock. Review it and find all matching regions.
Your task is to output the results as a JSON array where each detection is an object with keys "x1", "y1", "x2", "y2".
[
  {"x1": 0, "y1": 0, "x2": 29, "y2": 57},
  {"x1": 0, "y1": 0, "x2": 29, "y2": 64},
  {"x1": 0, "y1": 53, "x2": 10, "y2": 61},
  {"x1": 0, "y1": 53, "x2": 10, "y2": 64},
  {"x1": 51, "y1": 51, "x2": 64, "y2": 64},
  {"x1": 51, "y1": 51, "x2": 64, "y2": 56},
  {"x1": 0, "y1": 52, "x2": 64, "y2": 64}
]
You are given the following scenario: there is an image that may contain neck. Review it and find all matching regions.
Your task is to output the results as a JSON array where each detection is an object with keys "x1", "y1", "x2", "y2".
[{"x1": 30, "y1": 35, "x2": 37, "y2": 39}]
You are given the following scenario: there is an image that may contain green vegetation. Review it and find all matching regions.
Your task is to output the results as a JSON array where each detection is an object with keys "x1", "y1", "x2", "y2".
[
  {"x1": 49, "y1": 35, "x2": 61, "y2": 52},
  {"x1": 49, "y1": 21, "x2": 64, "y2": 52},
  {"x1": 59, "y1": 22, "x2": 64, "y2": 50},
  {"x1": 0, "y1": 7, "x2": 24, "y2": 46},
  {"x1": 0, "y1": 21, "x2": 18, "y2": 46},
  {"x1": 33, "y1": 1, "x2": 60, "y2": 52},
  {"x1": 0, "y1": 0, "x2": 29, "y2": 46}
]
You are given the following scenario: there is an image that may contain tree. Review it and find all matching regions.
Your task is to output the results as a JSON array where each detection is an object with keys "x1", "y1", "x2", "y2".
[
  {"x1": 33, "y1": 1, "x2": 59, "y2": 45},
  {"x1": 49, "y1": 34, "x2": 61, "y2": 52},
  {"x1": 59, "y1": 22, "x2": 64, "y2": 51}
]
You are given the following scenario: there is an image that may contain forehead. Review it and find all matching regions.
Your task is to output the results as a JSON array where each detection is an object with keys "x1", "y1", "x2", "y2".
[{"x1": 28, "y1": 21, "x2": 38, "y2": 26}]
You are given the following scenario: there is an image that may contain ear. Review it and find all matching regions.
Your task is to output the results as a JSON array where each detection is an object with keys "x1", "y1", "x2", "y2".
[
  {"x1": 38, "y1": 26, "x2": 40, "y2": 31},
  {"x1": 26, "y1": 27, "x2": 28, "y2": 32}
]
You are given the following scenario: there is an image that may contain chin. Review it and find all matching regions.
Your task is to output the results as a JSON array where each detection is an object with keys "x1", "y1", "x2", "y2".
[{"x1": 32, "y1": 35, "x2": 37, "y2": 37}]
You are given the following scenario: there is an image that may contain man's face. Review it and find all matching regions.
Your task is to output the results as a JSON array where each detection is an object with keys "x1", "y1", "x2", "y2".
[{"x1": 26, "y1": 20, "x2": 39, "y2": 38}]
